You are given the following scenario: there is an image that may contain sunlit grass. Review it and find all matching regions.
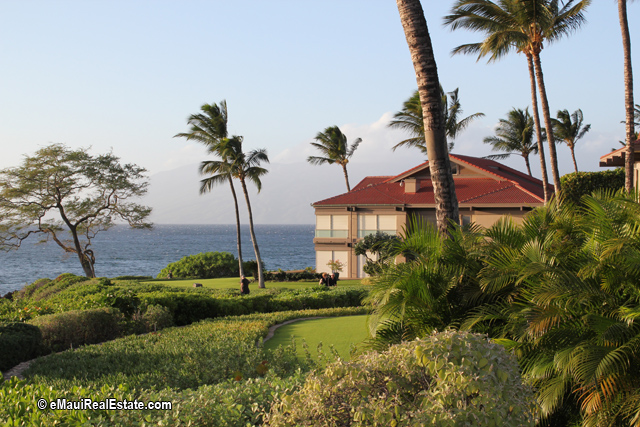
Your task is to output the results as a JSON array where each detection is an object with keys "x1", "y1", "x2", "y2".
[{"x1": 263, "y1": 314, "x2": 370, "y2": 362}]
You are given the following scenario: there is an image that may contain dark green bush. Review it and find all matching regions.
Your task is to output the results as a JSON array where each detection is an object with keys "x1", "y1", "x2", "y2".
[
  {"x1": 158, "y1": 252, "x2": 239, "y2": 279},
  {"x1": 263, "y1": 270, "x2": 322, "y2": 282},
  {"x1": 97, "y1": 288, "x2": 140, "y2": 316},
  {"x1": 0, "y1": 322, "x2": 42, "y2": 371},
  {"x1": 29, "y1": 308, "x2": 122, "y2": 353},
  {"x1": 140, "y1": 287, "x2": 368, "y2": 326},
  {"x1": 560, "y1": 168, "x2": 625, "y2": 205}
]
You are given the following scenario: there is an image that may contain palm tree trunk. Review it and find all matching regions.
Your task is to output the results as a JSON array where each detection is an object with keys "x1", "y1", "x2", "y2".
[
  {"x1": 396, "y1": 0, "x2": 459, "y2": 235},
  {"x1": 570, "y1": 146, "x2": 579, "y2": 173},
  {"x1": 228, "y1": 176, "x2": 244, "y2": 277},
  {"x1": 526, "y1": 54, "x2": 550, "y2": 203},
  {"x1": 239, "y1": 178, "x2": 265, "y2": 288},
  {"x1": 342, "y1": 163, "x2": 351, "y2": 192},
  {"x1": 532, "y1": 53, "x2": 562, "y2": 199},
  {"x1": 523, "y1": 154, "x2": 532, "y2": 176},
  {"x1": 619, "y1": 0, "x2": 635, "y2": 192}
]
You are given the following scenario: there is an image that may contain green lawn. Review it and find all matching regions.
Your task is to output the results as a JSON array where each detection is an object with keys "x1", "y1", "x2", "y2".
[
  {"x1": 144, "y1": 277, "x2": 364, "y2": 290},
  {"x1": 263, "y1": 314, "x2": 370, "y2": 362}
]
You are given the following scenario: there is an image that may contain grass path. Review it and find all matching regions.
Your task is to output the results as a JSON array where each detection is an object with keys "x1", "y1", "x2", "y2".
[{"x1": 263, "y1": 314, "x2": 370, "y2": 361}]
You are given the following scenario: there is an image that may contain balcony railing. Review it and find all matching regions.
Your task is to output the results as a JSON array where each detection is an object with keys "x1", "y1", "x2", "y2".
[
  {"x1": 357, "y1": 229, "x2": 396, "y2": 238},
  {"x1": 315, "y1": 229, "x2": 349, "y2": 238}
]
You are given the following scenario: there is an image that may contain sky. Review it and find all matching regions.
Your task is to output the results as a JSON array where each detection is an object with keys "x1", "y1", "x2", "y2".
[{"x1": 1, "y1": 1, "x2": 638, "y2": 224}]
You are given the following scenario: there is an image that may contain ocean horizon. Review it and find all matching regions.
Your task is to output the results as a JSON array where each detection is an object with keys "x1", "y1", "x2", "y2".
[{"x1": 0, "y1": 224, "x2": 315, "y2": 295}]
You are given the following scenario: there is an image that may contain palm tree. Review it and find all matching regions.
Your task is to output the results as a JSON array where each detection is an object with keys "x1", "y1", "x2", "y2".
[
  {"x1": 174, "y1": 101, "x2": 245, "y2": 278},
  {"x1": 307, "y1": 126, "x2": 361, "y2": 192},
  {"x1": 445, "y1": 0, "x2": 592, "y2": 201},
  {"x1": 619, "y1": 0, "x2": 635, "y2": 191},
  {"x1": 388, "y1": 87, "x2": 485, "y2": 152},
  {"x1": 484, "y1": 108, "x2": 538, "y2": 176},
  {"x1": 551, "y1": 109, "x2": 591, "y2": 173},
  {"x1": 396, "y1": 0, "x2": 459, "y2": 235},
  {"x1": 217, "y1": 137, "x2": 269, "y2": 288}
]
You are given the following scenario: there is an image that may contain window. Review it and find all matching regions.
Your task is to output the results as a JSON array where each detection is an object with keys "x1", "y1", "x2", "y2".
[
  {"x1": 461, "y1": 215, "x2": 471, "y2": 226},
  {"x1": 315, "y1": 215, "x2": 349, "y2": 238},
  {"x1": 316, "y1": 250, "x2": 349, "y2": 274},
  {"x1": 357, "y1": 214, "x2": 396, "y2": 238}
]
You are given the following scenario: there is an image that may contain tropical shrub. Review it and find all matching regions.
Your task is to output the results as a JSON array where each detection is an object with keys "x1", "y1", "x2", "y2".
[
  {"x1": 267, "y1": 330, "x2": 537, "y2": 426},
  {"x1": 29, "y1": 307, "x2": 121, "y2": 353},
  {"x1": 353, "y1": 231, "x2": 401, "y2": 276},
  {"x1": 560, "y1": 168, "x2": 624, "y2": 205},
  {"x1": 157, "y1": 251, "x2": 239, "y2": 279},
  {"x1": 0, "y1": 322, "x2": 42, "y2": 371}
]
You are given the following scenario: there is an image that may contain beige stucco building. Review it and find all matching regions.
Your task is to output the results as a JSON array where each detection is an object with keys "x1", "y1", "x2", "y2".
[
  {"x1": 599, "y1": 140, "x2": 640, "y2": 187},
  {"x1": 312, "y1": 154, "x2": 547, "y2": 279}
]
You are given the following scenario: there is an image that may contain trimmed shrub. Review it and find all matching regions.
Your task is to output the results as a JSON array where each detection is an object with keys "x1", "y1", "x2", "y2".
[
  {"x1": 140, "y1": 287, "x2": 368, "y2": 326},
  {"x1": 267, "y1": 330, "x2": 538, "y2": 427},
  {"x1": 29, "y1": 308, "x2": 121, "y2": 353},
  {"x1": 158, "y1": 251, "x2": 239, "y2": 279},
  {"x1": 0, "y1": 322, "x2": 42, "y2": 371},
  {"x1": 264, "y1": 270, "x2": 322, "y2": 282},
  {"x1": 560, "y1": 168, "x2": 625, "y2": 205},
  {"x1": 15, "y1": 273, "x2": 90, "y2": 302},
  {"x1": 141, "y1": 304, "x2": 174, "y2": 332}
]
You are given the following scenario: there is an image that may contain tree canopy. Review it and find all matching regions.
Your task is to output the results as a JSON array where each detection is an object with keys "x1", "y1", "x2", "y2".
[{"x1": 0, "y1": 144, "x2": 152, "y2": 277}]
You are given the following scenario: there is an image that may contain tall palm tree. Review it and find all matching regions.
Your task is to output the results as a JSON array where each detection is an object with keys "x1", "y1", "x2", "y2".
[
  {"x1": 551, "y1": 108, "x2": 591, "y2": 173},
  {"x1": 388, "y1": 87, "x2": 485, "y2": 152},
  {"x1": 396, "y1": 0, "x2": 459, "y2": 235},
  {"x1": 307, "y1": 126, "x2": 361, "y2": 192},
  {"x1": 174, "y1": 101, "x2": 245, "y2": 278},
  {"x1": 484, "y1": 107, "x2": 538, "y2": 176},
  {"x1": 217, "y1": 137, "x2": 269, "y2": 288},
  {"x1": 619, "y1": 0, "x2": 635, "y2": 191},
  {"x1": 445, "y1": 0, "x2": 592, "y2": 201}
]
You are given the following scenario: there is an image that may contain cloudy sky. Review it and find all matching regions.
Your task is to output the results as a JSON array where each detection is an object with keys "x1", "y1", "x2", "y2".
[{"x1": 1, "y1": 1, "x2": 638, "y2": 223}]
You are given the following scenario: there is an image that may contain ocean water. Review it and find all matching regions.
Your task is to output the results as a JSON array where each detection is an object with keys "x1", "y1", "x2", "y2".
[{"x1": 0, "y1": 224, "x2": 315, "y2": 295}]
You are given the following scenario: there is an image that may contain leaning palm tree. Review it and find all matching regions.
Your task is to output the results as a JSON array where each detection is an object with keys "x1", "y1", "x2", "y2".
[
  {"x1": 445, "y1": 0, "x2": 591, "y2": 202},
  {"x1": 174, "y1": 101, "x2": 244, "y2": 278},
  {"x1": 551, "y1": 109, "x2": 591, "y2": 173},
  {"x1": 218, "y1": 137, "x2": 269, "y2": 288},
  {"x1": 619, "y1": 0, "x2": 635, "y2": 191},
  {"x1": 389, "y1": 86, "x2": 485, "y2": 152},
  {"x1": 307, "y1": 126, "x2": 362, "y2": 192},
  {"x1": 396, "y1": 0, "x2": 459, "y2": 235},
  {"x1": 484, "y1": 108, "x2": 538, "y2": 176}
]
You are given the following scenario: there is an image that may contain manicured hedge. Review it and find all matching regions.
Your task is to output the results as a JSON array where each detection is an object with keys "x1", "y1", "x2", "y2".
[
  {"x1": 263, "y1": 270, "x2": 322, "y2": 282},
  {"x1": 0, "y1": 322, "x2": 42, "y2": 371},
  {"x1": 140, "y1": 287, "x2": 368, "y2": 325},
  {"x1": 29, "y1": 308, "x2": 122, "y2": 353},
  {"x1": 560, "y1": 168, "x2": 625, "y2": 205}
]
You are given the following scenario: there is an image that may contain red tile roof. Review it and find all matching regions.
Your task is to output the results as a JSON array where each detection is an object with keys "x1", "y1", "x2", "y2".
[{"x1": 313, "y1": 155, "x2": 546, "y2": 207}]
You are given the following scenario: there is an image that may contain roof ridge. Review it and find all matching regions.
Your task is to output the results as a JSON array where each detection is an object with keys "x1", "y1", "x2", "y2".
[{"x1": 458, "y1": 181, "x2": 514, "y2": 203}]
